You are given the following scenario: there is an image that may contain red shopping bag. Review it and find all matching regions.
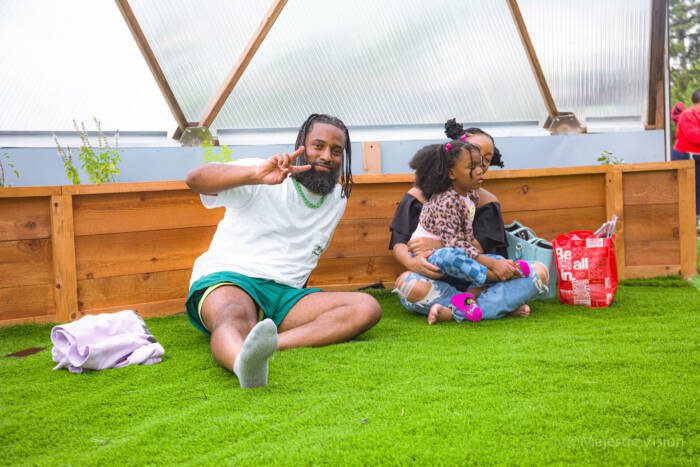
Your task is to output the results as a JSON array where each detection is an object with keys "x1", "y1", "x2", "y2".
[{"x1": 553, "y1": 230, "x2": 618, "y2": 307}]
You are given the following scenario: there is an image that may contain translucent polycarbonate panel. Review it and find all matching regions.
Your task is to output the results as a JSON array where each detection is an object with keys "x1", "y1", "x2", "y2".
[
  {"x1": 129, "y1": 0, "x2": 272, "y2": 123},
  {"x1": 0, "y1": 0, "x2": 655, "y2": 136},
  {"x1": 0, "y1": 0, "x2": 172, "y2": 132},
  {"x1": 213, "y1": 0, "x2": 548, "y2": 131},
  {"x1": 519, "y1": 0, "x2": 651, "y2": 120}
]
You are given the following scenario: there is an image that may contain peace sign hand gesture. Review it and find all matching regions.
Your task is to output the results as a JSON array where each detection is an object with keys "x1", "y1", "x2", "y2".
[{"x1": 254, "y1": 146, "x2": 311, "y2": 185}]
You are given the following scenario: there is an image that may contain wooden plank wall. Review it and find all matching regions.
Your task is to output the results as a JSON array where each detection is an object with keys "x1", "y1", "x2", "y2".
[
  {"x1": 489, "y1": 171, "x2": 607, "y2": 242},
  {"x1": 67, "y1": 183, "x2": 221, "y2": 320},
  {"x1": 0, "y1": 161, "x2": 695, "y2": 326},
  {"x1": 310, "y1": 176, "x2": 412, "y2": 290},
  {"x1": 0, "y1": 188, "x2": 60, "y2": 325}
]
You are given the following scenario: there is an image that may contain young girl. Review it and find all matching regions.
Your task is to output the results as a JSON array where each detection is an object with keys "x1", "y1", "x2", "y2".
[{"x1": 403, "y1": 141, "x2": 529, "y2": 323}]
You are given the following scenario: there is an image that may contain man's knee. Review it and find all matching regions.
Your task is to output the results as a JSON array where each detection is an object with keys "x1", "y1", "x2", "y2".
[
  {"x1": 353, "y1": 293, "x2": 382, "y2": 326},
  {"x1": 532, "y1": 261, "x2": 549, "y2": 284},
  {"x1": 203, "y1": 301, "x2": 256, "y2": 332},
  {"x1": 394, "y1": 273, "x2": 432, "y2": 303}
]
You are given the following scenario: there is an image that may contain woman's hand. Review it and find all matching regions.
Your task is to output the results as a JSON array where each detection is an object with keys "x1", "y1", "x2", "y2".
[
  {"x1": 408, "y1": 237, "x2": 443, "y2": 257},
  {"x1": 489, "y1": 258, "x2": 516, "y2": 281},
  {"x1": 392, "y1": 243, "x2": 444, "y2": 279},
  {"x1": 407, "y1": 255, "x2": 444, "y2": 279}
]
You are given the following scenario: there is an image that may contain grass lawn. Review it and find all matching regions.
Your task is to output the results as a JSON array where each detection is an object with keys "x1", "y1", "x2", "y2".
[
  {"x1": 692, "y1": 238, "x2": 700, "y2": 290},
  {"x1": 1, "y1": 281, "x2": 699, "y2": 465}
]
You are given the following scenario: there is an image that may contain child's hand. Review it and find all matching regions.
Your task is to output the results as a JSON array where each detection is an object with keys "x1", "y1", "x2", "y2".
[{"x1": 472, "y1": 239, "x2": 484, "y2": 254}]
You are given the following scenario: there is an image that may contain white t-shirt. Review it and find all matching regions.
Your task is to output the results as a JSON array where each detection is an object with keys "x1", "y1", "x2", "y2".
[
  {"x1": 189, "y1": 158, "x2": 347, "y2": 289},
  {"x1": 461, "y1": 194, "x2": 476, "y2": 223}
]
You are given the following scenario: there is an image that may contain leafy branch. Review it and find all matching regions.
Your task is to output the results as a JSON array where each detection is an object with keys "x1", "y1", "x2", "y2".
[
  {"x1": 0, "y1": 152, "x2": 20, "y2": 187},
  {"x1": 201, "y1": 136, "x2": 234, "y2": 163},
  {"x1": 53, "y1": 118, "x2": 121, "y2": 184},
  {"x1": 597, "y1": 150, "x2": 624, "y2": 165},
  {"x1": 53, "y1": 134, "x2": 81, "y2": 184}
]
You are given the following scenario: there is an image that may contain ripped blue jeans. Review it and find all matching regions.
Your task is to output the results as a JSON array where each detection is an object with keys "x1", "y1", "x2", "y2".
[
  {"x1": 394, "y1": 264, "x2": 548, "y2": 322},
  {"x1": 427, "y1": 247, "x2": 502, "y2": 288}
]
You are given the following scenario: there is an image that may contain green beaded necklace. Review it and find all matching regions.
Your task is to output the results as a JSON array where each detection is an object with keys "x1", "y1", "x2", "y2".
[{"x1": 293, "y1": 178, "x2": 326, "y2": 209}]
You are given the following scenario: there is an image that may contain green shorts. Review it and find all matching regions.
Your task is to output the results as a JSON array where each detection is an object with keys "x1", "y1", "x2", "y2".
[{"x1": 185, "y1": 271, "x2": 321, "y2": 336}]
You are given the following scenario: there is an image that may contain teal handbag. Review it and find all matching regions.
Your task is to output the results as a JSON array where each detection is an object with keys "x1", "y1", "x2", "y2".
[{"x1": 504, "y1": 221, "x2": 557, "y2": 299}]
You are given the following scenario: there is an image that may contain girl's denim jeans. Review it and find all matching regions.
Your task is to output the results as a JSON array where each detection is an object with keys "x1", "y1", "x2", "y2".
[{"x1": 427, "y1": 247, "x2": 502, "y2": 288}]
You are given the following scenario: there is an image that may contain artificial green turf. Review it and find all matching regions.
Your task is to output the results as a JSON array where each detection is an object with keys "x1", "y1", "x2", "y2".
[
  {"x1": 1, "y1": 285, "x2": 698, "y2": 465},
  {"x1": 692, "y1": 238, "x2": 700, "y2": 290}
]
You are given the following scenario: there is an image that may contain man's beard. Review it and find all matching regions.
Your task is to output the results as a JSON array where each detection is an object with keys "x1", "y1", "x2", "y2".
[{"x1": 292, "y1": 159, "x2": 340, "y2": 195}]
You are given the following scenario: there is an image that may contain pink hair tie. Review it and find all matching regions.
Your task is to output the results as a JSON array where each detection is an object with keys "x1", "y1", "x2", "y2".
[
  {"x1": 445, "y1": 143, "x2": 452, "y2": 152},
  {"x1": 459, "y1": 135, "x2": 468, "y2": 142}
]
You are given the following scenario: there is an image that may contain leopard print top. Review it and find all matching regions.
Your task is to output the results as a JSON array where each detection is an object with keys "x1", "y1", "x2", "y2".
[{"x1": 419, "y1": 187, "x2": 480, "y2": 258}]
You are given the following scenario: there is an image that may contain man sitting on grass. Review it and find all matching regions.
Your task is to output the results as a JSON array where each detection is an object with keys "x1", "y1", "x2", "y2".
[{"x1": 184, "y1": 114, "x2": 382, "y2": 388}]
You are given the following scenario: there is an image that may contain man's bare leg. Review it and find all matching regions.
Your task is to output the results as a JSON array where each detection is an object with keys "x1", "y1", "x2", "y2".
[
  {"x1": 277, "y1": 292, "x2": 381, "y2": 350},
  {"x1": 201, "y1": 288, "x2": 380, "y2": 384},
  {"x1": 200, "y1": 286, "x2": 277, "y2": 387}
]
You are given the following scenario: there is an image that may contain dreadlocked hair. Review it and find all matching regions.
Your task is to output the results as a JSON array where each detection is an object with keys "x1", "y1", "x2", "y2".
[
  {"x1": 409, "y1": 141, "x2": 481, "y2": 200},
  {"x1": 294, "y1": 113, "x2": 353, "y2": 198},
  {"x1": 443, "y1": 118, "x2": 505, "y2": 168}
]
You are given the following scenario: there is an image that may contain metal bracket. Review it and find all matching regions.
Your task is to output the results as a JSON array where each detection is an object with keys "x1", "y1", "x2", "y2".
[
  {"x1": 545, "y1": 112, "x2": 587, "y2": 135},
  {"x1": 179, "y1": 126, "x2": 213, "y2": 147}
]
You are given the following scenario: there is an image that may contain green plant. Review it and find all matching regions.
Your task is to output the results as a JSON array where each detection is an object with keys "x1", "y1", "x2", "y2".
[
  {"x1": 53, "y1": 118, "x2": 122, "y2": 184},
  {"x1": 0, "y1": 152, "x2": 20, "y2": 187},
  {"x1": 201, "y1": 136, "x2": 234, "y2": 163},
  {"x1": 53, "y1": 135, "x2": 81, "y2": 185},
  {"x1": 597, "y1": 150, "x2": 624, "y2": 165}
]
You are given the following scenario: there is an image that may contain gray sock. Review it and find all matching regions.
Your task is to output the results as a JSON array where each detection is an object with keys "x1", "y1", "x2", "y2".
[{"x1": 233, "y1": 319, "x2": 278, "y2": 388}]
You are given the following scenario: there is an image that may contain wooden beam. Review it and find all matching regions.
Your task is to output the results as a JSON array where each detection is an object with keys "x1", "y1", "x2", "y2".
[
  {"x1": 624, "y1": 264, "x2": 681, "y2": 279},
  {"x1": 353, "y1": 173, "x2": 414, "y2": 184},
  {"x1": 646, "y1": 0, "x2": 667, "y2": 129},
  {"x1": 655, "y1": 80, "x2": 666, "y2": 130},
  {"x1": 677, "y1": 167, "x2": 698, "y2": 277},
  {"x1": 115, "y1": 0, "x2": 189, "y2": 132},
  {"x1": 618, "y1": 159, "x2": 693, "y2": 173},
  {"x1": 50, "y1": 194, "x2": 78, "y2": 322},
  {"x1": 0, "y1": 315, "x2": 57, "y2": 327},
  {"x1": 506, "y1": 0, "x2": 558, "y2": 124},
  {"x1": 606, "y1": 167, "x2": 625, "y2": 279},
  {"x1": 79, "y1": 298, "x2": 186, "y2": 319},
  {"x1": 0, "y1": 186, "x2": 61, "y2": 198},
  {"x1": 362, "y1": 142, "x2": 382, "y2": 174},
  {"x1": 62, "y1": 180, "x2": 188, "y2": 195},
  {"x1": 48, "y1": 161, "x2": 693, "y2": 192},
  {"x1": 199, "y1": 0, "x2": 288, "y2": 128}
]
